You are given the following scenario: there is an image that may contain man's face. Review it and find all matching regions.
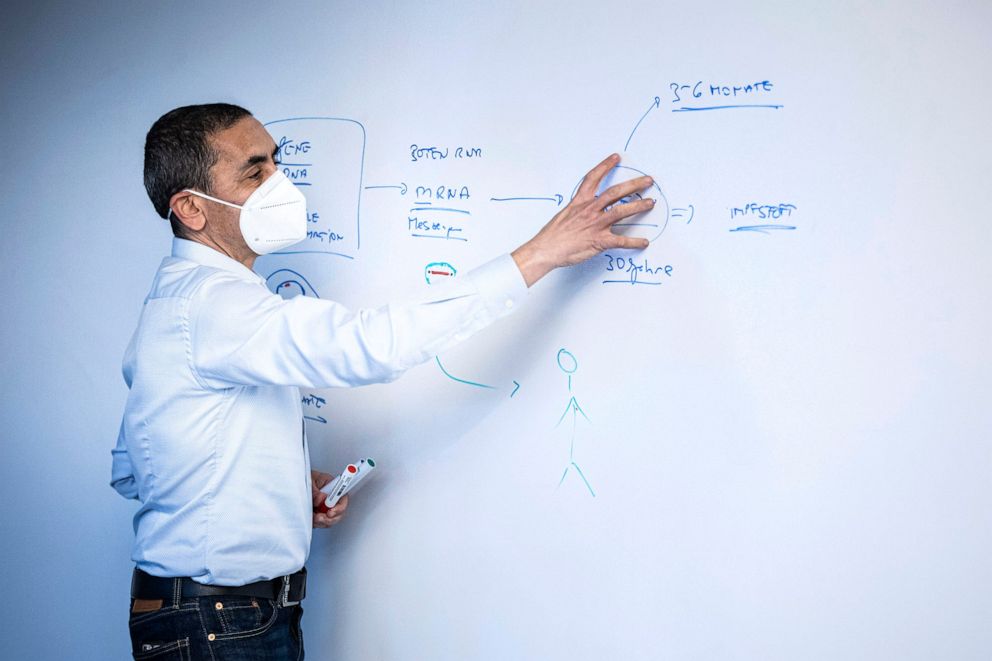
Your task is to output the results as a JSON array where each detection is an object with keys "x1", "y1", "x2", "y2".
[
  {"x1": 197, "y1": 117, "x2": 281, "y2": 256},
  {"x1": 207, "y1": 116, "x2": 280, "y2": 206}
]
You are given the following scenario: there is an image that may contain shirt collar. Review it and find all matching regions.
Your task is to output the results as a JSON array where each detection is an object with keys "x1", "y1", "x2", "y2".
[{"x1": 171, "y1": 238, "x2": 265, "y2": 285}]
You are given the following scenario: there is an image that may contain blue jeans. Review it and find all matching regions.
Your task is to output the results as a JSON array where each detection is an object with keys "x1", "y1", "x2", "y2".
[{"x1": 128, "y1": 592, "x2": 304, "y2": 660}]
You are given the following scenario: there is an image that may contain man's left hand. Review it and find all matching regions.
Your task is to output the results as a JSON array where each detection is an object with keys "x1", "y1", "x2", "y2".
[{"x1": 311, "y1": 469, "x2": 349, "y2": 528}]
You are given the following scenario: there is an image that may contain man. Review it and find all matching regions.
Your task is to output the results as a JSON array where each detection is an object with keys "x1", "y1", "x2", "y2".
[{"x1": 112, "y1": 103, "x2": 654, "y2": 659}]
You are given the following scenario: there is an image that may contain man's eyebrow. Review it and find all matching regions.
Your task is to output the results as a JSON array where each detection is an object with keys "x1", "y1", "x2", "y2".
[{"x1": 239, "y1": 146, "x2": 280, "y2": 172}]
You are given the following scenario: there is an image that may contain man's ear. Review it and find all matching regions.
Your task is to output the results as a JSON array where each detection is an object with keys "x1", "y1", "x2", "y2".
[{"x1": 168, "y1": 191, "x2": 207, "y2": 233}]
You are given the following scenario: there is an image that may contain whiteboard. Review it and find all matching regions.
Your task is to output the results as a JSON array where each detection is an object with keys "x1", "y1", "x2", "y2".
[{"x1": 1, "y1": 1, "x2": 990, "y2": 659}]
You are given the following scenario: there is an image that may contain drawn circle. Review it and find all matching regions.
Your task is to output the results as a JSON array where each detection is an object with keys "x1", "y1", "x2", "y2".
[
  {"x1": 569, "y1": 165, "x2": 669, "y2": 242},
  {"x1": 276, "y1": 280, "x2": 306, "y2": 299},
  {"x1": 265, "y1": 269, "x2": 320, "y2": 299},
  {"x1": 425, "y1": 262, "x2": 457, "y2": 285},
  {"x1": 557, "y1": 349, "x2": 578, "y2": 374}
]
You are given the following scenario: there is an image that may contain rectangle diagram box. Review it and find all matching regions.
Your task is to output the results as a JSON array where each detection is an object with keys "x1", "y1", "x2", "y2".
[{"x1": 264, "y1": 116, "x2": 366, "y2": 257}]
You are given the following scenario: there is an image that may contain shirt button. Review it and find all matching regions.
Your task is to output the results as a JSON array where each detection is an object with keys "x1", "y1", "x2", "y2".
[{"x1": 504, "y1": 299, "x2": 514, "y2": 309}]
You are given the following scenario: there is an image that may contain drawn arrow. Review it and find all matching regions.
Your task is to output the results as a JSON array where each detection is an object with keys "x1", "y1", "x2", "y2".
[
  {"x1": 510, "y1": 381, "x2": 520, "y2": 398},
  {"x1": 624, "y1": 96, "x2": 661, "y2": 152},
  {"x1": 435, "y1": 356, "x2": 496, "y2": 389}
]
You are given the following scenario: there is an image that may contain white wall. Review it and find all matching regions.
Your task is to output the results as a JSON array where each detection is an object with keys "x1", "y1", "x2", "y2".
[{"x1": 1, "y1": 1, "x2": 990, "y2": 658}]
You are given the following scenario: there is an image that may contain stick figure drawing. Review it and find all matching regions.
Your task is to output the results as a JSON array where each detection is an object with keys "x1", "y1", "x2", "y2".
[{"x1": 554, "y1": 348, "x2": 595, "y2": 497}]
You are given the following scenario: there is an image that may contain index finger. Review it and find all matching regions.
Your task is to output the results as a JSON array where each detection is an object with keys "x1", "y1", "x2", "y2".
[{"x1": 575, "y1": 153, "x2": 620, "y2": 200}]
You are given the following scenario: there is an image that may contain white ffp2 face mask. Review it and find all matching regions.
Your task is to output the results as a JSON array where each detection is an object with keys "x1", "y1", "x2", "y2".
[{"x1": 169, "y1": 170, "x2": 308, "y2": 254}]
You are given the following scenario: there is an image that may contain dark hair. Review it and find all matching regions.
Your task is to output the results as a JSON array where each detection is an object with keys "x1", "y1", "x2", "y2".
[{"x1": 143, "y1": 103, "x2": 253, "y2": 236}]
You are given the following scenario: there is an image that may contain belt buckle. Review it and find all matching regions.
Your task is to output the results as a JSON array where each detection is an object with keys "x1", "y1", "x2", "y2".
[{"x1": 279, "y1": 575, "x2": 299, "y2": 607}]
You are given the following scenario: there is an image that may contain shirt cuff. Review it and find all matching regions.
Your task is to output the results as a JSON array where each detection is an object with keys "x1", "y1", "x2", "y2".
[{"x1": 464, "y1": 253, "x2": 529, "y2": 320}]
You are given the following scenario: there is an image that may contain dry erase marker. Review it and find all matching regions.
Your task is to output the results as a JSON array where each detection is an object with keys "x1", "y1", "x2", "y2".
[
  {"x1": 324, "y1": 463, "x2": 361, "y2": 509},
  {"x1": 316, "y1": 464, "x2": 357, "y2": 513},
  {"x1": 328, "y1": 463, "x2": 359, "y2": 503},
  {"x1": 348, "y1": 458, "x2": 376, "y2": 487},
  {"x1": 317, "y1": 465, "x2": 355, "y2": 512},
  {"x1": 331, "y1": 458, "x2": 376, "y2": 507},
  {"x1": 317, "y1": 469, "x2": 347, "y2": 506},
  {"x1": 343, "y1": 457, "x2": 376, "y2": 493},
  {"x1": 319, "y1": 474, "x2": 343, "y2": 498}
]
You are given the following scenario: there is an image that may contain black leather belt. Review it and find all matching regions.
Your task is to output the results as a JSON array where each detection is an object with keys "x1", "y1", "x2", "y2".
[{"x1": 131, "y1": 567, "x2": 307, "y2": 606}]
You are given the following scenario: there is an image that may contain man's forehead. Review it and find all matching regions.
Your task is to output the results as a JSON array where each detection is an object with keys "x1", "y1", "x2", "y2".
[{"x1": 210, "y1": 117, "x2": 276, "y2": 163}]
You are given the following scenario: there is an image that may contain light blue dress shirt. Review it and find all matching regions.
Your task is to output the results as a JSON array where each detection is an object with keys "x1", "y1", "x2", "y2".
[{"x1": 111, "y1": 238, "x2": 527, "y2": 585}]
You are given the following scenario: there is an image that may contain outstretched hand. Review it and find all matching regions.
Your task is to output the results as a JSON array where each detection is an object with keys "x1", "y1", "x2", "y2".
[{"x1": 511, "y1": 153, "x2": 655, "y2": 287}]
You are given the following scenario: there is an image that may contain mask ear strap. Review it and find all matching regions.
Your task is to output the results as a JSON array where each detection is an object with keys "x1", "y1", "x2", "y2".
[{"x1": 166, "y1": 189, "x2": 242, "y2": 221}]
